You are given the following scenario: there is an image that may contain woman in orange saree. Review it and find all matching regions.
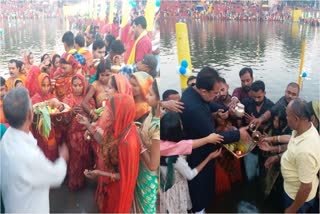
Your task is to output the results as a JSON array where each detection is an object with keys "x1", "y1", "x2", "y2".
[
  {"x1": 129, "y1": 71, "x2": 153, "y2": 123},
  {"x1": 63, "y1": 74, "x2": 92, "y2": 191},
  {"x1": 78, "y1": 94, "x2": 140, "y2": 213},
  {"x1": 31, "y1": 73, "x2": 58, "y2": 161}
]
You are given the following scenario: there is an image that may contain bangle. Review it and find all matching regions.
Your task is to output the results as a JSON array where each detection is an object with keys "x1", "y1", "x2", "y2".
[
  {"x1": 140, "y1": 148, "x2": 147, "y2": 154},
  {"x1": 277, "y1": 135, "x2": 280, "y2": 143},
  {"x1": 272, "y1": 136, "x2": 276, "y2": 143},
  {"x1": 110, "y1": 172, "x2": 115, "y2": 182}
]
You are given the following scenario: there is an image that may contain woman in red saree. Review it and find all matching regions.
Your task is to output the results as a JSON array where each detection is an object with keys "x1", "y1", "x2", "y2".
[
  {"x1": 31, "y1": 73, "x2": 58, "y2": 161},
  {"x1": 23, "y1": 51, "x2": 34, "y2": 76},
  {"x1": 63, "y1": 74, "x2": 92, "y2": 191},
  {"x1": 49, "y1": 54, "x2": 60, "y2": 79},
  {"x1": 52, "y1": 53, "x2": 82, "y2": 166},
  {"x1": 77, "y1": 94, "x2": 140, "y2": 213}
]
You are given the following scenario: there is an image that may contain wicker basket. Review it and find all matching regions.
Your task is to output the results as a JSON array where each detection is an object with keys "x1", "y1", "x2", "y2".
[{"x1": 33, "y1": 101, "x2": 72, "y2": 125}]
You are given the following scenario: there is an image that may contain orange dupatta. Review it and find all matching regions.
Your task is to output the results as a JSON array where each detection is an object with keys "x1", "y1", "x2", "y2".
[
  {"x1": 113, "y1": 74, "x2": 133, "y2": 96},
  {"x1": 132, "y1": 72, "x2": 153, "y2": 121}
]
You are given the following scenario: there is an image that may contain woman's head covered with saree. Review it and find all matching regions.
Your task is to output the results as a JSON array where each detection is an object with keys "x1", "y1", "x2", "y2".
[
  {"x1": 106, "y1": 74, "x2": 133, "y2": 99},
  {"x1": 23, "y1": 51, "x2": 34, "y2": 68},
  {"x1": 71, "y1": 74, "x2": 87, "y2": 96},
  {"x1": 130, "y1": 71, "x2": 153, "y2": 100},
  {"x1": 37, "y1": 73, "x2": 51, "y2": 96},
  {"x1": 60, "y1": 53, "x2": 81, "y2": 75}
]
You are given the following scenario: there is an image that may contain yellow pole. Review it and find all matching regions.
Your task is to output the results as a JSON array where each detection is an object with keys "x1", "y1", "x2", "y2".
[
  {"x1": 298, "y1": 39, "x2": 306, "y2": 87},
  {"x1": 176, "y1": 22, "x2": 193, "y2": 90}
]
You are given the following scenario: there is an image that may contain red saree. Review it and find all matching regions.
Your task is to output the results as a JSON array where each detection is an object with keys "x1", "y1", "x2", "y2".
[
  {"x1": 31, "y1": 73, "x2": 58, "y2": 161},
  {"x1": 215, "y1": 125, "x2": 243, "y2": 195},
  {"x1": 63, "y1": 74, "x2": 92, "y2": 191},
  {"x1": 94, "y1": 94, "x2": 140, "y2": 213},
  {"x1": 25, "y1": 65, "x2": 41, "y2": 97}
]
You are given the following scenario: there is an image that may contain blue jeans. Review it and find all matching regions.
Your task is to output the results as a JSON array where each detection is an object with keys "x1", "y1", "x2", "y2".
[
  {"x1": 244, "y1": 153, "x2": 259, "y2": 181},
  {"x1": 284, "y1": 191, "x2": 315, "y2": 213}
]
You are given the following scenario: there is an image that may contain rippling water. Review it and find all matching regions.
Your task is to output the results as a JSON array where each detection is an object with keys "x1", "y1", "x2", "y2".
[
  {"x1": 0, "y1": 18, "x2": 67, "y2": 77},
  {"x1": 161, "y1": 18, "x2": 320, "y2": 102}
]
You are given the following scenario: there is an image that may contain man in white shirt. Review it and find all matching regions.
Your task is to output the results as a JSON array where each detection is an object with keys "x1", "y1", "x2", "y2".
[
  {"x1": 0, "y1": 87, "x2": 68, "y2": 213},
  {"x1": 281, "y1": 98, "x2": 320, "y2": 213}
]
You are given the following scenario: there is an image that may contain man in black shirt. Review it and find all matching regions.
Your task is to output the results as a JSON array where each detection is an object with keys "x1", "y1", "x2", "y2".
[
  {"x1": 250, "y1": 82, "x2": 300, "y2": 129},
  {"x1": 180, "y1": 66, "x2": 250, "y2": 213},
  {"x1": 241, "y1": 80, "x2": 274, "y2": 181}
]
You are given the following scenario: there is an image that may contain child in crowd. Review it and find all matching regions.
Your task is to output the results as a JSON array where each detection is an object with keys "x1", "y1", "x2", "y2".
[
  {"x1": 133, "y1": 79, "x2": 160, "y2": 213},
  {"x1": 160, "y1": 112, "x2": 222, "y2": 213},
  {"x1": 82, "y1": 59, "x2": 112, "y2": 121}
]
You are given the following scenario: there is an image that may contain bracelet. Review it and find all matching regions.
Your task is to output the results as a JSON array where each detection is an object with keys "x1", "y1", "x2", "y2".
[
  {"x1": 88, "y1": 125, "x2": 95, "y2": 135},
  {"x1": 277, "y1": 135, "x2": 280, "y2": 143},
  {"x1": 140, "y1": 148, "x2": 147, "y2": 154}
]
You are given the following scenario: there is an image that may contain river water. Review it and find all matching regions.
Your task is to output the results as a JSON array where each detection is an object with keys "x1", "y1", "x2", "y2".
[
  {"x1": 0, "y1": 18, "x2": 66, "y2": 77},
  {"x1": 161, "y1": 18, "x2": 320, "y2": 102},
  {"x1": 1, "y1": 18, "x2": 319, "y2": 103}
]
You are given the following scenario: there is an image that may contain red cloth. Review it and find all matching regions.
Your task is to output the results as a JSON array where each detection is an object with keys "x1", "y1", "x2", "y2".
[
  {"x1": 120, "y1": 23, "x2": 131, "y2": 45},
  {"x1": 111, "y1": 23, "x2": 119, "y2": 38},
  {"x1": 215, "y1": 154, "x2": 243, "y2": 195},
  {"x1": 135, "y1": 34, "x2": 152, "y2": 63},
  {"x1": 25, "y1": 65, "x2": 41, "y2": 97},
  {"x1": 63, "y1": 74, "x2": 91, "y2": 191},
  {"x1": 94, "y1": 94, "x2": 140, "y2": 212}
]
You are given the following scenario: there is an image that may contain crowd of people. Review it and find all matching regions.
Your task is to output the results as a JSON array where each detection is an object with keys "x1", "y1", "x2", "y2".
[
  {"x1": 1, "y1": 1, "x2": 320, "y2": 214},
  {"x1": 0, "y1": 7, "x2": 164, "y2": 212},
  {"x1": 0, "y1": 1, "x2": 59, "y2": 21},
  {"x1": 161, "y1": 1, "x2": 320, "y2": 26},
  {"x1": 159, "y1": 67, "x2": 320, "y2": 213}
]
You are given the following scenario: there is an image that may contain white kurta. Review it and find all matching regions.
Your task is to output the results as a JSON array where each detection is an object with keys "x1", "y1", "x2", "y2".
[{"x1": 0, "y1": 127, "x2": 67, "y2": 213}]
